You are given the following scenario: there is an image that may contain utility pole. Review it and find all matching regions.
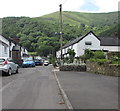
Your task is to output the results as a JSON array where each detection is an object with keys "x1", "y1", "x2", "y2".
[{"x1": 59, "y1": 4, "x2": 63, "y2": 60}]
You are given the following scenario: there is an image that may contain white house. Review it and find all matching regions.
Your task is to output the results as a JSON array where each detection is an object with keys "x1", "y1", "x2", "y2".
[
  {"x1": 21, "y1": 47, "x2": 29, "y2": 60},
  {"x1": 56, "y1": 31, "x2": 120, "y2": 58},
  {"x1": 0, "y1": 35, "x2": 9, "y2": 57},
  {"x1": 100, "y1": 37, "x2": 119, "y2": 52},
  {"x1": 9, "y1": 40, "x2": 15, "y2": 58},
  {"x1": 0, "y1": 35, "x2": 28, "y2": 59}
]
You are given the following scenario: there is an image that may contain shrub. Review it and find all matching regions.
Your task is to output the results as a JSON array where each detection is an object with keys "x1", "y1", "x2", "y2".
[
  {"x1": 111, "y1": 56, "x2": 119, "y2": 61},
  {"x1": 89, "y1": 58, "x2": 108, "y2": 65},
  {"x1": 112, "y1": 61, "x2": 120, "y2": 64},
  {"x1": 67, "y1": 49, "x2": 76, "y2": 63},
  {"x1": 93, "y1": 51, "x2": 105, "y2": 59},
  {"x1": 84, "y1": 49, "x2": 94, "y2": 59},
  {"x1": 80, "y1": 49, "x2": 94, "y2": 63}
]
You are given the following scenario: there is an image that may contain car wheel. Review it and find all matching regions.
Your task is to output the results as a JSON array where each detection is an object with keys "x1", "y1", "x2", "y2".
[{"x1": 8, "y1": 68, "x2": 12, "y2": 76}]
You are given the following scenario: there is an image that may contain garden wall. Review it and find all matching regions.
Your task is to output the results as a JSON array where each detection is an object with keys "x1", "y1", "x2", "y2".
[
  {"x1": 86, "y1": 61, "x2": 120, "y2": 77},
  {"x1": 59, "y1": 65, "x2": 86, "y2": 71}
]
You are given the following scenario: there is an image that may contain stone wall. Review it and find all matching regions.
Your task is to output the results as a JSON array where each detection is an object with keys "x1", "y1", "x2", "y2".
[
  {"x1": 86, "y1": 61, "x2": 120, "y2": 77},
  {"x1": 59, "y1": 65, "x2": 86, "y2": 71}
]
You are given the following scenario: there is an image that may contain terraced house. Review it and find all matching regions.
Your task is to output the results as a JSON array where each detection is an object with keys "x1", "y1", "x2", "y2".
[
  {"x1": 56, "y1": 31, "x2": 120, "y2": 58},
  {"x1": 0, "y1": 35, "x2": 28, "y2": 65},
  {"x1": 0, "y1": 35, "x2": 9, "y2": 57}
]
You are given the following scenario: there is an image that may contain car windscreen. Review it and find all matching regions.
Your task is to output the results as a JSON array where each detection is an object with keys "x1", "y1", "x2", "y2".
[{"x1": 0, "y1": 59, "x2": 5, "y2": 63}]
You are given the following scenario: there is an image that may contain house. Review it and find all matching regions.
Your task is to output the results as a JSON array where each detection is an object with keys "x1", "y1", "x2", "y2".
[
  {"x1": 56, "y1": 31, "x2": 120, "y2": 58},
  {"x1": 9, "y1": 38, "x2": 29, "y2": 60},
  {"x1": 0, "y1": 35, "x2": 9, "y2": 57},
  {"x1": 100, "y1": 37, "x2": 119, "y2": 52},
  {"x1": 0, "y1": 35, "x2": 28, "y2": 65}
]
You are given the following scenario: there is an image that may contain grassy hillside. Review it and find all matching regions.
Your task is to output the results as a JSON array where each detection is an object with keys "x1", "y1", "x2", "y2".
[
  {"x1": 40, "y1": 11, "x2": 118, "y2": 25},
  {"x1": 2, "y1": 11, "x2": 118, "y2": 56},
  {"x1": 39, "y1": 11, "x2": 118, "y2": 36}
]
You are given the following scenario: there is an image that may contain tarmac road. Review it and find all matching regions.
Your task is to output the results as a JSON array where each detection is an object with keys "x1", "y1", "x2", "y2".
[
  {"x1": 1, "y1": 65, "x2": 66, "y2": 109},
  {"x1": 56, "y1": 71, "x2": 119, "y2": 109}
]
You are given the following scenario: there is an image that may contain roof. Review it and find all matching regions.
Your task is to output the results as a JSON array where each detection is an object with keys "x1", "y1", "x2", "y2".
[
  {"x1": 62, "y1": 31, "x2": 120, "y2": 49},
  {"x1": 99, "y1": 37, "x2": 120, "y2": 46},
  {"x1": 62, "y1": 31, "x2": 99, "y2": 49}
]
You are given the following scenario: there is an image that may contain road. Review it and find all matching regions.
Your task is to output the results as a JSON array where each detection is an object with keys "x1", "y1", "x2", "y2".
[
  {"x1": 1, "y1": 65, "x2": 66, "y2": 109},
  {"x1": 56, "y1": 71, "x2": 118, "y2": 109}
]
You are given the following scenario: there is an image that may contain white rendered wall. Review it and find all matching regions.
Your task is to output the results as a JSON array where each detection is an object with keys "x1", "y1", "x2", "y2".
[
  {"x1": 0, "y1": 35, "x2": 9, "y2": 57},
  {"x1": 101, "y1": 46, "x2": 120, "y2": 52},
  {"x1": 76, "y1": 33, "x2": 101, "y2": 57}
]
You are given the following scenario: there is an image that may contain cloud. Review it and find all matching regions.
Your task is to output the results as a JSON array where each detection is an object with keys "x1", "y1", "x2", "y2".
[
  {"x1": 0, "y1": 0, "x2": 119, "y2": 18},
  {"x1": 94, "y1": 0, "x2": 118, "y2": 12}
]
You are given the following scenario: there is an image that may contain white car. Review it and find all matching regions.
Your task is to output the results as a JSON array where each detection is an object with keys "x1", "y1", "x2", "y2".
[
  {"x1": 44, "y1": 60, "x2": 49, "y2": 66},
  {"x1": 0, "y1": 57, "x2": 19, "y2": 76}
]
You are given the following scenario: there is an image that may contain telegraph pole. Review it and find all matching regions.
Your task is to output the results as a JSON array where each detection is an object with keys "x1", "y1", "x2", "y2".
[{"x1": 59, "y1": 4, "x2": 63, "y2": 60}]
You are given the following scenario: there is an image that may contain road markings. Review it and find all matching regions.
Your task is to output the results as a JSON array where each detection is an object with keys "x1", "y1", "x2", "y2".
[
  {"x1": 53, "y1": 69, "x2": 74, "y2": 110},
  {"x1": 0, "y1": 80, "x2": 15, "y2": 92}
]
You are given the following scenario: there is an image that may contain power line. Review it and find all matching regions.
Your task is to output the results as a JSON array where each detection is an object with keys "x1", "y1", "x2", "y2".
[{"x1": 62, "y1": 0, "x2": 68, "y2": 5}]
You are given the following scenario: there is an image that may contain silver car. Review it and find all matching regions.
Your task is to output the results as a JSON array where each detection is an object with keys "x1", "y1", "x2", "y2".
[{"x1": 0, "y1": 57, "x2": 19, "y2": 76}]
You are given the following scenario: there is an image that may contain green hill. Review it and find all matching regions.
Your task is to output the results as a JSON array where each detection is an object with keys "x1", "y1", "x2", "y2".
[
  {"x1": 40, "y1": 11, "x2": 117, "y2": 26},
  {"x1": 2, "y1": 11, "x2": 118, "y2": 56}
]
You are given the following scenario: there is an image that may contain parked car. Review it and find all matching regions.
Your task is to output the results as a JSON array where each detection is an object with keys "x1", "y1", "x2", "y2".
[
  {"x1": 35, "y1": 59, "x2": 43, "y2": 66},
  {"x1": 0, "y1": 57, "x2": 19, "y2": 76},
  {"x1": 22, "y1": 58, "x2": 35, "y2": 68},
  {"x1": 44, "y1": 60, "x2": 49, "y2": 66}
]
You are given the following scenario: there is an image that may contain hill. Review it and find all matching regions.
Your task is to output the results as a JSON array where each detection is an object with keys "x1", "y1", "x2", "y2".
[{"x1": 2, "y1": 11, "x2": 118, "y2": 56}]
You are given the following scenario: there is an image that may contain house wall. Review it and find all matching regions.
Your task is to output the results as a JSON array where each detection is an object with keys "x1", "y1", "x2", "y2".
[
  {"x1": 0, "y1": 35, "x2": 9, "y2": 57},
  {"x1": 76, "y1": 33, "x2": 101, "y2": 57},
  {"x1": 21, "y1": 47, "x2": 29, "y2": 60},
  {"x1": 73, "y1": 43, "x2": 77, "y2": 57},
  {"x1": 56, "y1": 50, "x2": 61, "y2": 58},
  {"x1": 9, "y1": 42, "x2": 15, "y2": 58},
  {"x1": 0, "y1": 40, "x2": 2, "y2": 57},
  {"x1": 101, "y1": 46, "x2": 120, "y2": 52}
]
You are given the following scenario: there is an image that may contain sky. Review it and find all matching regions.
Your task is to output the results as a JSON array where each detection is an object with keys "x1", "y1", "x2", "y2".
[{"x1": 0, "y1": 0, "x2": 119, "y2": 18}]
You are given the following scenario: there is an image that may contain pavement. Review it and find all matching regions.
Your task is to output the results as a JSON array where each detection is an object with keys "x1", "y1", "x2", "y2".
[{"x1": 55, "y1": 70, "x2": 119, "y2": 109}]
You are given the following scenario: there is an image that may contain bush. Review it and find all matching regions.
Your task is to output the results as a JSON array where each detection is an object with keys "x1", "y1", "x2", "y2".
[
  {"x1": 84, "y1": 49, "x2": 94, "y2": 59},
  {"x1": 93, "y1": 51, "x2": 105, "y2": 59},
  {"x1": 67, "y1": 49, "x2": 76, "y2": 63},
  {"x1": 112, "y1": 61, "x2": 120, "y2": 64},
  {"x1": 79, "y1": 49, "x2": 94, "y2": 63},
  {"x1": 89, "y1": 58, "x2": 108, "y2": 65}
]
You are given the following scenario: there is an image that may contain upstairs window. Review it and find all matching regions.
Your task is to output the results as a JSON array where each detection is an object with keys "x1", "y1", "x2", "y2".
[{"x1": 85, "y1": 41, "x2": 92, "y2": 45}]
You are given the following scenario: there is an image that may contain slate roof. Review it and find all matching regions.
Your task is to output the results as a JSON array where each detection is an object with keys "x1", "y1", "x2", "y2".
[
  {"x1": 62, "y1": 31, "x2": 120, "y2": 49},
  {"x1": 99, "y1": 37, "x2": 120, "y2": 46},
  {"x1": 62, "y1": 31, "x2": 99, "y2": 49}
]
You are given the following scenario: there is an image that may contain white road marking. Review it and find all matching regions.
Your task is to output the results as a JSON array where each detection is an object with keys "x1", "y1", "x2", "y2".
[{"x1": 0, "y1": 80, "x2": 15, "y2": 92}]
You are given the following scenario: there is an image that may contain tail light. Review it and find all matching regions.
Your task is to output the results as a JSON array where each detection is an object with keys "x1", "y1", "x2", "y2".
[{"x1": 4, "y1": 61, "x2": 8, "y2": 65}]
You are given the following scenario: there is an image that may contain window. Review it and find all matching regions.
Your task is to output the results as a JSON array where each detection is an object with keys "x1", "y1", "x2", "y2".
[
  {"x1": 4, "y1": 46, "x2": 7, "y2": 54},
  {"x1": 2, "y1": 42, "x2": 8, "y2": 54},
  {"x1": 85, "y1": 41, "x2": 92, "y2": 45}
]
